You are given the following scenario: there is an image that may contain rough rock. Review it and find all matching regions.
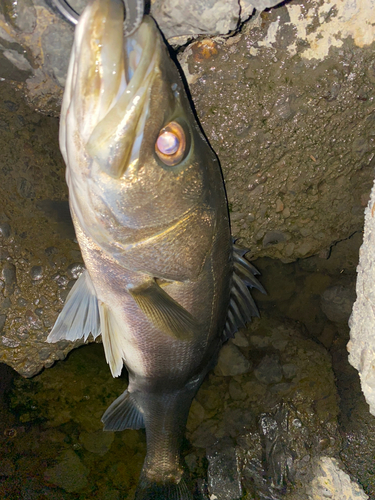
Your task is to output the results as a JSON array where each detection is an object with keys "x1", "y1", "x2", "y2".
[
  {"x1": 186, "y1": 316, "x2": 341, "y2": 498},
  {"x1": 349, "y1": 178, "x2": 375, "y2": 416},
  {"x1": 207, "y1": 437, "x2": 242, "y2": 500},
  {"x1": 0, "y1": 0, "x2": 282, "y2": 114},
  {"x1": 180, "y1": 1, "x2": 375, "y2": 262},
  {"x1": 0, "y1": 82, "x2": 89, "y2": 378},
  {"x1": 320, "y1": 284, "x2": 356, "y2": 325},
  {"x1": 44, "y1": 449, "x2": 90, "y2": 493},
  {"x1": 79, "y1": 430, "x2": 115, "y2": 455},
  {"x1": 214, "y1": 341, "x2": 252, "y2": 376},
  {"x1": 308, "y1": 457, "x2": 368, "y2": 500}
]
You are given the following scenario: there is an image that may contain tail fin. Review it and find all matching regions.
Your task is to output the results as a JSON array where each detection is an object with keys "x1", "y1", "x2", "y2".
[{"x1": 135, "y1": 475, "x2": 193, "y2": 500}]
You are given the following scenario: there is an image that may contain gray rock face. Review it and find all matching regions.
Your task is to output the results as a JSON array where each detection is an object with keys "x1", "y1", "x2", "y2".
[
  {"x1": 308, "y1": 457, "x2": 368, "y2": 500},
  {"x1": 179, "y1": 3, "x2": 375, "y2": 262},
  {"x1": 0, "y1": 82, "x2": 87, "y2": 378},
  {"x1": 349, "y1": 179, "x2": 375, "y2": 416}
]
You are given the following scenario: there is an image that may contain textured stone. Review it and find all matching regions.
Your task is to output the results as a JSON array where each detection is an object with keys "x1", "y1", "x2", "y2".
[
  {"x1": 214, "y1": 341, "x2": 252, "y2": 376},
  {"x1": 321, "y1": 285, "x2": 356, "y2": 324},
  {"x1": 308, "y1": 457, "x2": 368, "y2": 500},
  {"x1": 44, "y1": 450, "x2": 89, "y2": 493},
  {"x1": 207, "y1": 437, "x2": 242, "y2": 500},
  {"x1": 254, "y1": 354, "x2": 283, "y2": 385},
  {"x1": 79, "y1": 430, "x2": 114, "y2": 455},
  {"x1": 349, "y1": 179, "x2": 375, "y2": 416}
]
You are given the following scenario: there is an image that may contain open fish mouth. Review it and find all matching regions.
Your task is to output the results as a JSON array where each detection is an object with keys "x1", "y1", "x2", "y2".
[
  {"x1": 63, "y1": 0, "x2": 157, "y2": 178},
  {"x1": 48, "y1": 0, "x2": 144, "y2": 37}
]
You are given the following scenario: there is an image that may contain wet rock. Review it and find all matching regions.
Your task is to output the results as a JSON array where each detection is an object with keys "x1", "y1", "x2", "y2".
[
  {"x1": 0, "y1": 82, "x2": 88, "y2": 378},
  {"x1": 181, "y1": 5, "x2": 375, "y2": 262},
  {"x1": 30, "y1": 266, "x2": 43, "y2": 281},
  {"x1": 259, "y1": 404, "x2": 297, "y2": 489},
  {"x1": 3, "y1": 0, "x2": 37, "y2": 33},
  {"x1": 1, "y1": 262, "x2": 16, "y2": 295},
  {"x1": 308, "y1": 457, "x2": 368, "y2": 500},
  {"x1": 79, "y1": 430, "x2": 115, "y2": 455},
  {"x1": 254, "y1": 354, "x2": 283, "y2": 385},
  {"x1": 321, "y1": 285, "x2": 356, "y2": 324},
  {"x1": 0, "y1": 223, "x2": 11, "y2": 238},
  {"x1": 44, "y1": 449, "x2": 89, "y2": 493},
  {"x1": 66, "y1": 262, "x2": 85, "y2": 279},
  {"x1": 207, "y1": 437, "x2": 242, "y2": 500},
  {"x1": 214, "y1": 341, "x2": 252, "y2": 376},
  {"x1": 188, "y1": 316, "x2": 340, "y2": 498}
]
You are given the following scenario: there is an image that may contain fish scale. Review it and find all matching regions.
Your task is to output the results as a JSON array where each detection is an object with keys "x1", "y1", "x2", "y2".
[{"x1": 47, "y1": 0, "x2": 265, "y2": 498}]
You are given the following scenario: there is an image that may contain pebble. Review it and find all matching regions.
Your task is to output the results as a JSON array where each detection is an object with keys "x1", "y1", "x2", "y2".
[
  {"x1": 0, "y1": 314, "x2": 6, "y2": 332},
  {"x1": 66, "y1": 262, "x2": 85, "y2": 279},
  {"x1": 254, "y1": 355, "x2": 283, "y2": 385},
  {"x1": 282, "y1": 363, "x2": 297, "y2": 380},
  {"x1": 30, "y1": 266, "x2": 43, "y2": 281},
  {"x1": 44, "y1": 450, "x2": 89, "y2": 493},
  {"x1": 79, "y1": 430, "x2": 114, "y2": 455},
  {"x1": 228, "y1": 379, "x2": 247, "y2": 401},
  {"x1": 1, "y1": 262, "x2": 16, "y2": 294},
  {"x1": 231, "y1": 330, "x2": 250, "y2": 347},
  {"x1": 263, "y1": 230, "x2": 287, "y2": 248},
  {"x1": 38, "y1": 347, "x2": 52, "y2": 361},
  {"x1": 320, "y1": 285, "x2": 356, "y2": 324},
  {"x1": 214, "y1": 342, "x2": 252, "y2": 376},
  {"x1": 0, "y1": 222, "x2": 11, "y2": 238}
]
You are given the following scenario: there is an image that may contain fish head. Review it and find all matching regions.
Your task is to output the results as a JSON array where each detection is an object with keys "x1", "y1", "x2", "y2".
[{"x1": 62, "y1": 0, "x2": 223, "y2": 260}]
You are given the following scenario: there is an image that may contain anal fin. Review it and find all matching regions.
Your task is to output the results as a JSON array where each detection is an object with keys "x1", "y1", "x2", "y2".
[
  {"x1": 128, "y1": 280, "x2": 200, "y2": 341},
  {"x1": 47, "y1": 270, "x2": 101, "y2": 343},
  {"x1": 102, "y1": 389, "x2": 144, "y2": 431}
]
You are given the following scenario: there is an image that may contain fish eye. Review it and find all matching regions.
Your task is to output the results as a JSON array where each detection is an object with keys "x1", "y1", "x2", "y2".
[{"x1": 155, "y1": 121, "x2": 187, "y2": 167}]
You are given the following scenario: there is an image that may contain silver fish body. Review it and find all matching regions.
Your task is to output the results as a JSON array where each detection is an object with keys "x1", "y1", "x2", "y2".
[{"x1": 48, "y1": 0, "x2": 264, "y2": 498}]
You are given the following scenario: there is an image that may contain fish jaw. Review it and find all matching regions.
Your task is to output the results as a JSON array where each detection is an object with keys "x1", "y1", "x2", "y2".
[
  {"x1": 62, "y1": 4, "x2": 226, "y2": 281},
  {"x1": 61, "y1": 0, "x2": 158, "y2": 178}
]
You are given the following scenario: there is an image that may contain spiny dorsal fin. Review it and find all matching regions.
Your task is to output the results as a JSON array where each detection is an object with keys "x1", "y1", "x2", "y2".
[
  {"x1": 102, "y1": 389, "x2": 144, "y2": 431},
  {"x1": 128, "y1": 280, "x2": 200, "y2": 341},
  {"x1": 224, "y1": 241, "x2": 266, "y2": 340},
  {"x1": 47, "y1": 270, "x2": 101, "y2": 343}
]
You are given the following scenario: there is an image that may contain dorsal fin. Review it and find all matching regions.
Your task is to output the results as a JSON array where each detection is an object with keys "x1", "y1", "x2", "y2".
[{"x1": 224, "y1": 241, "x2": 266, "y2": 340}]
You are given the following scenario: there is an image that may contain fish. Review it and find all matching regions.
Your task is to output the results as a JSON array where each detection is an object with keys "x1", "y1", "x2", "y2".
[{"x1": 47, "y1": 0, "x2": 265, "y2": 498}]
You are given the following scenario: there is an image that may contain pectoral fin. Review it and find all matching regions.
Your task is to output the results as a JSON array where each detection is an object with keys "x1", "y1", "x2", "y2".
[
  {"x1": 128, "y1": 281, "x2": 199, "y2": 341},
  {"x1": 47, "y1": 270, "x2": 101, "y2": 343}
]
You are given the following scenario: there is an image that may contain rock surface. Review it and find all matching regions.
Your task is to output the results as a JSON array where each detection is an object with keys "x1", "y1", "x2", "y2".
[
  {"x1": 180, "y1": 2, "x2": 375, "y2": 262},
  {"x1": 349, "y1": 179, "x2": 375, "y2": 416},
  {"x1": 0, "y1": 83, "x2": 88, "y2": 378},
  {"x1": 308, "y1": 457, "x2": 368, "y2": 500}
]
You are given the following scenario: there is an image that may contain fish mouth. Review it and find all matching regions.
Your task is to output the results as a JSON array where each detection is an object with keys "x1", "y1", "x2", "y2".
[{"x1": 68, "y1": 0, "x2": 158, "y2": 178}]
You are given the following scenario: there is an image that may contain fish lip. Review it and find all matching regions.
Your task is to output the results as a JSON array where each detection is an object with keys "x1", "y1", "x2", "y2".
[{"x1": 84, "y1": 16, "x2": 159, "y2": 178}]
